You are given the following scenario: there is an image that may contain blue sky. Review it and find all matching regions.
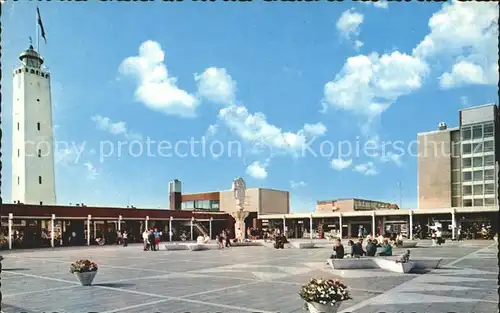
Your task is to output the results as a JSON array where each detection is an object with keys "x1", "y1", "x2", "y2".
[{"x1": 2, "y1": 1, "x2": 498, "y2": 211}]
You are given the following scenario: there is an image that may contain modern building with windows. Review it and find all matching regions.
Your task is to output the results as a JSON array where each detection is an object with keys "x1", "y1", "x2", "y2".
[{"x1": 417, "y1": 104, "x2": 499, "y2": 209}]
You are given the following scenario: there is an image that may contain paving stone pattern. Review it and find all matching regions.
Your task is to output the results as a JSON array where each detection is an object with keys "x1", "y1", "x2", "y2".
[{"x1": 0, "y1": 240, "x2": 497, "y2": 313}]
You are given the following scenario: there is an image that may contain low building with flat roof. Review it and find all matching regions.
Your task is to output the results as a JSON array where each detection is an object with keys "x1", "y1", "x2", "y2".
[{"x1": 316, "y1": 198, "x2": 399, "y2": 213}]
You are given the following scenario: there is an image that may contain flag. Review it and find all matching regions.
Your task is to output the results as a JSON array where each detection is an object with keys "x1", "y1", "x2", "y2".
[{"x1": 37, "y1": 7, "x2": 47, "y2": 43}]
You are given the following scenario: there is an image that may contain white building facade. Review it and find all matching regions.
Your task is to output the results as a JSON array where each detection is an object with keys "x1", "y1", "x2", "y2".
[{"x1": 11, "y1": 45, "x2": 56, "y2": 205}]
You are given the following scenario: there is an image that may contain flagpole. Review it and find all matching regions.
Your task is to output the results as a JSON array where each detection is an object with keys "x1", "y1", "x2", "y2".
[{"x1": 36, "y1": 9, "x2": 39, "y2": 52}]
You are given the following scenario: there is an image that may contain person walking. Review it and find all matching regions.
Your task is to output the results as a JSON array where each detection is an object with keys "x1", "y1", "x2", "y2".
[
  {"x1": 148, "y1": 229, "x2": 156, "y2": 251},
  {"x1": 153, "y1": 228, "x2": 160, "y2": 250},
  {"x1": 122, "y1": 231, "x2": 128, "y2": 247},
  {"x1": 142, "y1": 229, "x2": 149, "y2": 251}
]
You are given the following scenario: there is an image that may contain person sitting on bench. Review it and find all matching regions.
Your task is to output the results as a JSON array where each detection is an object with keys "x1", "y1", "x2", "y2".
[
  {"x1": 351, "y1": 238, "x2": 366, "y2": 258},
  {"x1": 366, "y1": 239, "x2": 377, "y2": 256},
  {"x1": 396, "y1": 249, "x2": 410, "y2": 263},
  {"x1": 378, "y1": 239, "x2": 393, "y2": 256},
  {"x1": 330, "y1": 238, "x2": 344, "y2": 259}
]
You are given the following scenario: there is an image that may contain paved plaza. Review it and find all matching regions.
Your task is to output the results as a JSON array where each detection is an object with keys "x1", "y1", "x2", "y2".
[{"x1": 1, "y1": 240, "x2": 497, "y2": 313}]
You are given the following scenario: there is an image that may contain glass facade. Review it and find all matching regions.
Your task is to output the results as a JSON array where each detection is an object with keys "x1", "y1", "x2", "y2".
[
  {"x1": 460, "y1": 121, "x2": 496, "y2": 207},
  {"x1": 181, "y1": 200, "x2": 220, "y2": 211}
]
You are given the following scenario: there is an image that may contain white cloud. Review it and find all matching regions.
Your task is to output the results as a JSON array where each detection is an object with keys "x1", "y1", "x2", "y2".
[
  {"x1": 413, "y1": 1, "x2": 498, "y2": 88},
  {"x1": 336, "y1": 9, "x2": 364, "y2": 49},
  {"x1": 197, "y1": 67, "x2": 327, "y2": 155},
  {"x1": 371, "y1": 1, "x2": 388, "y2": 9},
  {"x1": 92, "y1": 115, "x2": 142, "y2": 140},
  {"x1": 439, "y1": 61, "x2": 492, "y2": 88},
  {"x1": 354, "y1": 40, "x2": 364, "y2": 50},
  {"x1": 119, "y1": 40, "x2": 199, "y2": 117},
  {"x1": 303, "y1": 123, "x2": 327, "y2": 136},
  {"x1": 290, "y1": 180, "x2": 307, "y2": 188},
  {"x1": 331, "y1": 158, "x2": 352, "y2": 171},
  {"x1": 206, "y1": 124, "x2": 219, "y2": 136},
  {"x1": 380, "y1": 152, "x2": 403, "y2": 167},
  {"x1": 84, "y1": 162, "x2": 99, "y2": 180},
  {"x1": 219, "y1": 105, "x2": 326, "y2": 155},
  {"x1": 195, "y1": 67, "x2": 237, "y2": 105},
  {"x1": 354, "y1": 162, "x2": 378, "y2": 176},
  {"x1": 246, "y1": 160, "x2": 269, "y2": 179},
  {"x1": 323, "y1": 51, "x2": 429, "y2": 118}
]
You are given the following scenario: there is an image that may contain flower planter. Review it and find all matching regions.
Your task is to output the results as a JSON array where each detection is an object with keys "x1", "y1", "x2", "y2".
[
  {"x1": 307, "y1": 301, "x2": 341, "y2": 313},
  {"x1": 74, "y1": 271, "x2": 97, "y2": 286}
]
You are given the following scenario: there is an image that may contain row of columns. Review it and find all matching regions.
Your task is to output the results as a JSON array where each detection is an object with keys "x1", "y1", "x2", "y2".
[
  {"x1": 5, "y1": 214, "x2": 215, "y2": 250},
  {"x1": 279, "y1": 210, "x2": 466, "y2": 241}
]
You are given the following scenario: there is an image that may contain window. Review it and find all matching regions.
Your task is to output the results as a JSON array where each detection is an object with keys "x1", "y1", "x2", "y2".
[
  {"x1": 17, "y1": 122, "x2": 19, "y2": 130},
  {"x1": 484, "y1": 169, "x2": 494, "y2": 181},
  {"x1": 461, "y1": 127, "x2": 471, "y2": 140},
  {"x1": 38, "y1": 149, "x2": 41, "y2": 157},
  {"x1": 462, "y1": 158, "x2": 472, "y2": 168},
  {"x1": 17, "y1": 176, "x2": 20, "y2": 185},
  {"x1": 30, "y1": 69, "x2": 35, "y2": 74},
  {"x1": 484, "y1": 140, "x2": 494, "y2": 152},
  {"x1": 472, "y1": 142, "x2": 482, "y2": 154},
  {"x1": 452, "y1": 170, "x2": 461, "y2": 182},
  {"x1": 462, "y1": 143, "x2": 472, "y2": 154},
  {"x1": 472, "y1": 157, "x2": 483, "y2": 167},
  {"x1": 194, "y1": 200, "x2": 211, "y2": 209},
  {"x1": 485, "y1": 198, "x2": 495, "y2": 206},
  {"x1": 484, "y1": 184, "x2": 495, "y2": 194},
  {"x1": 451, "y1": 157, "x2": 460, "y2": 169},
  {"x1": 473, "y1": 170, "x2": 483, "y2": 181},
  {"x1": 484, "y1": 155, "x2": 494, "y2": 166},
  {"x1": 473, "y1": 198, "x2": 483, "y2": 207},
  {"x1": 484, "y1": 123, "x2": 494, "y2": 137},
  {"x1": 452, "y1": 197, "x2": 461, "y2": 207},
  {"x1": 37, "y1": 122, "x2": 41, "y2": 131},
  {"x1": 462, "y1": 185, "x2": 472, "y2": 196},
  {"x1": 36, "y1": 98, "x2": 40, "y2": 102},
  {"x1": 462, "y1": 171, "x2": 472, "y2": 182},
  {"x1": 472, "y1": 125, "x2": 482, "y2": 139},
  {"x1": 39, "y1": 201, "x2": 43, "y2": 205},
  {"x1": 17, "y1": 149, "x2": 20, "y2": 157},
  {"x1": 210, "y1": 200, "x2": 220, "y2": 210},
  {"x1": 182, "y1": 201, "x2": 194, "y2": 209},
  {"x1": 452, "y1": 184, "x2": 461, "y2": 196},
  {"x1": 38, "y1": 176, "x2": 42, "y2": 184},
  {"x1": 473, "y1": 184, "x2": 483, "y2": 195},
  {"x1": 463, "y1": 199, "x2": 472, "y2": 207},
  {"x1": 35, "y1": 70, "x2": 39, "y2": 75}
]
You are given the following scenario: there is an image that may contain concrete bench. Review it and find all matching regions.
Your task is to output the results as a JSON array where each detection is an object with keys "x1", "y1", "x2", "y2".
[
  {"x1": 327, "y1": 256, "x2": 441, "y2": 273},
  {"x1": 327, "y1": 258, "x2": 378, "y2": 270},
  {"x1": 409, "y1": 258, "x2": 442, "y2": 269},
  {"x1": 397, "y1": 240, "x2": 419, "y2": 248},
  {"x1": 380, "y1": 256, "x2": 442, "y2": 269},
  {"x1": 188, "y1": 243, "x2": 218, "y2": 251},
  {"x1": 231, "y1": 242, "x2": 262, "y2": 247},
  {"x1": 291, "y1": 242, "x2": 315, "y2": 249},
  {"x1": 165, "y1": 243, "x2": 190, "y2": 251},
  {"x1": 373, "y1": 258, "x2": 414, "y2": 273}
]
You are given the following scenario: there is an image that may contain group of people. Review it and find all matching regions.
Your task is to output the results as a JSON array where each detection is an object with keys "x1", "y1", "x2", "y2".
[
  {"x1": 216, "y1": 230, "x2": 232, "y2": 249},
  {"x1": 430, "y1": 228, "x2": 444, "y2": 246},
  {"x1": 330, "y1": 238, "x2": 394, "y2": 259},
  {"x1": 142, "y1": 228, "x2": 161, "y2": 251}
]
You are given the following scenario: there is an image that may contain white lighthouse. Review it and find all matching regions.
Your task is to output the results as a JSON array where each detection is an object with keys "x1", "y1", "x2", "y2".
[{"x1": 11, "y1": 45, "x2": 56, "y2": 205}]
